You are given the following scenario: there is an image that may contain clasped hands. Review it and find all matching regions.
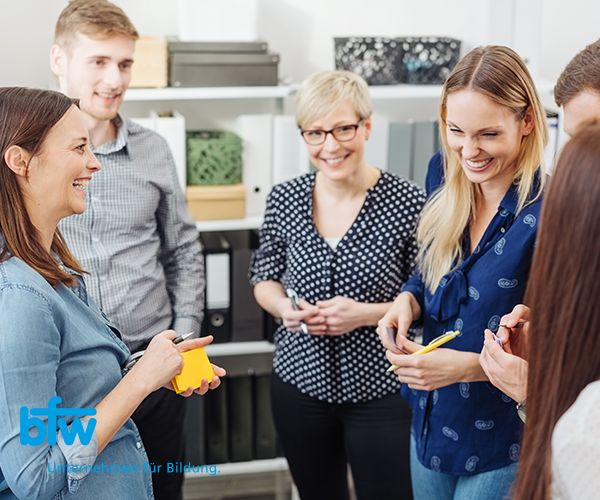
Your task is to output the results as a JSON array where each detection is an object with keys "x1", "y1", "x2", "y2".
[{"x1": 276, "y1": 295, "x2": 363, "y2": 336}]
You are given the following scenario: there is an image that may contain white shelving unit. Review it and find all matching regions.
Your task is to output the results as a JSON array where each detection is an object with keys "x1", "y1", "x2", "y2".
[
  {"x1": 185, "y1": 457, "x2": 288, "y2": 478},
  {"x1": 205, "y1": 340, "x2": 274, "y2": 357},
  {"x1": 195, "y1": 215, "x2": 263, "y2": 233},
  {"x1": 125, "y1": 85, "x2": 294, "y2": 101}
]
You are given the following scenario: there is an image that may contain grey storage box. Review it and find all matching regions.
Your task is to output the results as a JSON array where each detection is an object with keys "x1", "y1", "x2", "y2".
[{"x1": 168, "y1": 40, "x2": 279, "y2": 87}]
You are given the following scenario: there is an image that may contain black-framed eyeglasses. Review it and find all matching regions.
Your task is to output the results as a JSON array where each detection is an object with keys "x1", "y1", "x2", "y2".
[{"x1": 300, "y1": 120, "x2": 363, "y2": 145}]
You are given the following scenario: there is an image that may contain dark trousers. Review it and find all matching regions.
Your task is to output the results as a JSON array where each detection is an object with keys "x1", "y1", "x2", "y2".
[
  {"x1": 271, "y1": 374, "x2": 413, "y2": 500},
  {"x1": 132, "y1": 388, "x2": 187, "y2": 500}
]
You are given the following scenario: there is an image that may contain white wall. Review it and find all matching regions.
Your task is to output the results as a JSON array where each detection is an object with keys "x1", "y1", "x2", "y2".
[{"x1": 0, "y1": 0, "x2": 597, "y2": 88}]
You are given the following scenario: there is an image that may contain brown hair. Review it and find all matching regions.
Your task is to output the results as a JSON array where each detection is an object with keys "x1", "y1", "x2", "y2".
[
  {"x1": 54, "y1": 0, "x2": 138, "y2": 46},
  {"x1": 554, "y1": 39, "x2": 600, "y2": 106},
  {"x1": 417, "y1": 45, "x2": 547, "y2": 290},
  {"x1": 514, "y1": 121, "x2": 600, "y2": 500},
  {"x1": 0, "y1": 87, "x2": 85, "y2": 287}
]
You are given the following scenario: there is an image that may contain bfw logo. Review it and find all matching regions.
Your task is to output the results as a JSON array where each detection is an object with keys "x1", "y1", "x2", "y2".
[{"x1": 20, "y1": 396, "x2": 97, "y2": 446}]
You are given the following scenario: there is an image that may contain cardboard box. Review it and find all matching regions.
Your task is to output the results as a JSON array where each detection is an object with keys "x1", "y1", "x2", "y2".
[
  {"x1": 130, "y1": 36, "x2": 168, "y2": 88},
  {"x1": 169, "y1": 51, "x2": 279, "y2": 87},
  {"x1": 186, "y1": 184, "x2": 246, "y2": 221}
]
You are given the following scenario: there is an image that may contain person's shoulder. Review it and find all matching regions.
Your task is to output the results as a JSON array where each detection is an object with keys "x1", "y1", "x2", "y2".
[
  {"x1": 270, "y1": 173, "x2": 313, "y2": 199},
  {"x1": 123, "y1": 117, "x2": 169, "y2": 147},
  {"x1": 379, "y1": 171, "x2": 427, "y2": 206},
  {"x1": 0, "y1": 257, "x2": 55, "y2": 303},
  {"x1": 382, "y1": 171, "x2": 425, "y2": 194},
  {"x1": 556, "y1": 381, "x2": 600, "y2": 433}
]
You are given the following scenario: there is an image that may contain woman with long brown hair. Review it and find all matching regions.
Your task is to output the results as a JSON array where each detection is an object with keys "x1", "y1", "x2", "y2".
[
  {"x1": 0, "y1": 87, "x2": 224, "y2": 499},
  {"x1": 512, "y1": 122, "x2": 600, "y2": 499}
]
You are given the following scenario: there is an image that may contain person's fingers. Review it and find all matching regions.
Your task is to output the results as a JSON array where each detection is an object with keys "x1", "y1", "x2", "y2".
[
  {"x1": 304, "y1": 315, "x2": 325, "y2": 325},
  {"x1": 157, "y1": 329, "x2": 178, "y2": 340},
  {"x1": 177, "y1": 335, "x2": 213, "y2": 352},
  {"x1": 316, "y1": 298, "x2": 336, "y2": 308},
  {"x1": 180, "y1": 386, "x2": 195, "y2": 397},
  {"x1": 208, "y1": 376, "x2": 221, "y2": 390},
  {"x1": 396, "y1": 335, "x2": 423, "y2": 354},
  {"x1": 193, "y1": 379, "x2": 210, "y2": 396},
  {"x1": 386, "y1": 349, "x2": 415, "y2": 367},
  {"x1": 307, "y1": 324, "x2": 328, "y2": 334},
  {"x1": 211, "y1": 364, "x2": 226, "y2": 377},
  {"x1": 297, "y1": 298, "x2": 319, "y2": 313},
  {"x1": 377, "y1": 321, "x2": 400, "y2": 352}
]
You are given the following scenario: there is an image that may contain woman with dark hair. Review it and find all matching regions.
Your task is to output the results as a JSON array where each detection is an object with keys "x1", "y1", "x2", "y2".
[
  {"x1": 377, "y1": 45, "x2": 547, "y2": 499},
  {"x1": 0, "y1": 87, "x2": 224, "y2": 499},
  {"x1": 511, "y1": 122, "x2": 600, "y2": 500}
]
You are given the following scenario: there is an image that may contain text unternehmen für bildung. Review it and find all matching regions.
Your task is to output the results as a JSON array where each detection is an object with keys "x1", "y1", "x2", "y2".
[{"x1": 47, "y1": 461, "x2": 219, "y2": 476}]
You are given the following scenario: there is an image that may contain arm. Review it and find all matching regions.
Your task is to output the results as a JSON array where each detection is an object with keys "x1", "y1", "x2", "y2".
[
  {"x1": 0, "y1": 288, "x2": 217, "y2": 499},
  {"x1": 156, "y1": 143, "x2": 204, "y2": 335}
]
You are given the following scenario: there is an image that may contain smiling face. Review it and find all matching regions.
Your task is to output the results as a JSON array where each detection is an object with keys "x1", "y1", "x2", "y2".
[
  {"x1": 444, "y1": 89, "x2": 534, "y2": 192},
  {"x1": 24, "y1": 105, "x2": 101, "y2": 226},
  {"x1": 302, "y1": 100, "x2": 371, "y2": 182},
  {"x1": 51, "y1": 32, "x2": 135, "y2": 125},
  {"x1": 563, "y1": 90, "x2": 600, "y2": 136}
]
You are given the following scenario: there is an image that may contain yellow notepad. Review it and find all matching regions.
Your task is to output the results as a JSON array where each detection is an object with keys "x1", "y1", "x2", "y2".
[{"x1": 172, "y1": 347, "x2": 215, "y2": 394}]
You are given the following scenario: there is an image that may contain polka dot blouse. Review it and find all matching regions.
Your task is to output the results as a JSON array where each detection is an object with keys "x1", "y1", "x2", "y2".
[{"x1": 249, "y1": 171, "x2": 426, "y2": 403}]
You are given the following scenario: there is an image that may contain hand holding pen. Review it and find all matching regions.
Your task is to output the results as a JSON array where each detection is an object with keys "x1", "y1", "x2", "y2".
[
  {"x1": 285, "y1": 288, "x2": 311, "y2": 334},
  {"x1": 123, "y1": 331, "x2": 195, "y2": 375},
  {"x1": 386, "y1": 330, "x2": 460, "y2": 372},
  {"x1": 121, "y1": 330, "x2": 225, "y2": 395},
  {"x1": 489, "y1": 304, "x2": 530, "y2": 357}
]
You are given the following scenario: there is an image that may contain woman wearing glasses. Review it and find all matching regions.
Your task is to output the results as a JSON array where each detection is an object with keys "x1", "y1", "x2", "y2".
[{"x1": 250, "y1": 70, "x2": 425, "y2": 500}]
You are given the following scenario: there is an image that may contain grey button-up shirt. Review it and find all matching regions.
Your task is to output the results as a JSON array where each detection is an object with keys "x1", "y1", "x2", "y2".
[{"x1": 60, "y1": 116, "x2": 204, "y2": 352}]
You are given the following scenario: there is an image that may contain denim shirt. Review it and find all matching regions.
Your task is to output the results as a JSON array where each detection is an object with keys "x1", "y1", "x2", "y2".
[
  {"x1": 0, "y1": 252, "x2": 153, "y2": 499},
  {"x1": 401, "y1": 152, "x2": 543, "y2": 475}
]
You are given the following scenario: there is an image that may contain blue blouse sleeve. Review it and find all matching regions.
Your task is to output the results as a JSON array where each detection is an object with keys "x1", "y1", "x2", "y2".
[
  {"x1": 0, "y1": 286, "x2": 98, "y2": 499},
  {"x1": 249, "y1": 186, "x2": 288, "y2": 286}
]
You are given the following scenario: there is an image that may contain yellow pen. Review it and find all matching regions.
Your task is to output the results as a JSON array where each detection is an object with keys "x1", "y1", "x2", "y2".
[{"x1": 386, "y1": 330, "x2": 460, "y2": 373}]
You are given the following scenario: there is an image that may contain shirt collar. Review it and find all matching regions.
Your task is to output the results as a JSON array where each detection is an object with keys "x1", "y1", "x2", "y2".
[
  {"x1": 498, "y1": 169, "x2": 543, "y2": 216},
  {"x1": 92, "y1": 114, "x2": 132, "y2": 158}
]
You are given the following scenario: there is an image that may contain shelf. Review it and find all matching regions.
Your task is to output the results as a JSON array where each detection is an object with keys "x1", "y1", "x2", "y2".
[
  {"x1": 367, "y1": 77, "x2": 554, "y2": 100},
  {"x1": 369, "y1": 84, "x2": 444, "y2": 100},
  {"x1": 205, "y1": 341, "x2": 275, "y2": 357},
  {"x1": 191, "y1": 457, "x2": 287, "y2": 477},
  {"x1": 125, "y1": 86, "x2": 294, "y2": 101},
  {"x1": 195, "y1": 216, "x2": 263, "y2": 232}
]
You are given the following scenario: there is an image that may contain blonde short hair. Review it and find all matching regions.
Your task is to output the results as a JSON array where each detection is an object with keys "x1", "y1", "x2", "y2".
[
  {"x1": 295, "y1": 70, "x2": 372, "y2": 128},
  {"x1": 55, "y1": 0, "x2": 138, "y2": 46}
]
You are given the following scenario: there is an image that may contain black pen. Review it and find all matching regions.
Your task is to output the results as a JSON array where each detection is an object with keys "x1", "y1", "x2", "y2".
[{"x1": 123, "y1": 331, "x2": 195, "y2": 374}]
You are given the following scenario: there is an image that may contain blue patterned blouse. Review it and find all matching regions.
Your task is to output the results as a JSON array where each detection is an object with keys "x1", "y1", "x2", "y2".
[{"x1": 401, "y1": 152, "x2": 543, "y2": 475}]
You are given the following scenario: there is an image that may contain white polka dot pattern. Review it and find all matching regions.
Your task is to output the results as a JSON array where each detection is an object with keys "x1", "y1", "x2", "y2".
[{"x1": 250, "y1": 171, "x2": 426, "y2": 403}]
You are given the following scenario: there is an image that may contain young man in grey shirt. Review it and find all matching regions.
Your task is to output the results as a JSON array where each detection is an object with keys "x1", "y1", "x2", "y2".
[{"x1": 50, "y1": 2, "x2": 205, "y2": 498}]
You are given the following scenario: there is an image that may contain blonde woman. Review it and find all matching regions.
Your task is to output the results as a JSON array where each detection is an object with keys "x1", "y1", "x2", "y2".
[
  {"x1": 250, "y1": 70, "x2": 425, "y2": 500},
  {"x1": 378, "y1": 46, "x2": 547, "y2": 500}
]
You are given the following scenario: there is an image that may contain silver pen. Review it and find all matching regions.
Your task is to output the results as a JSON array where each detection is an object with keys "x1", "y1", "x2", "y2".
[{"x1": 286, "y1": 288, "x2": 309, "y2": 334}]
